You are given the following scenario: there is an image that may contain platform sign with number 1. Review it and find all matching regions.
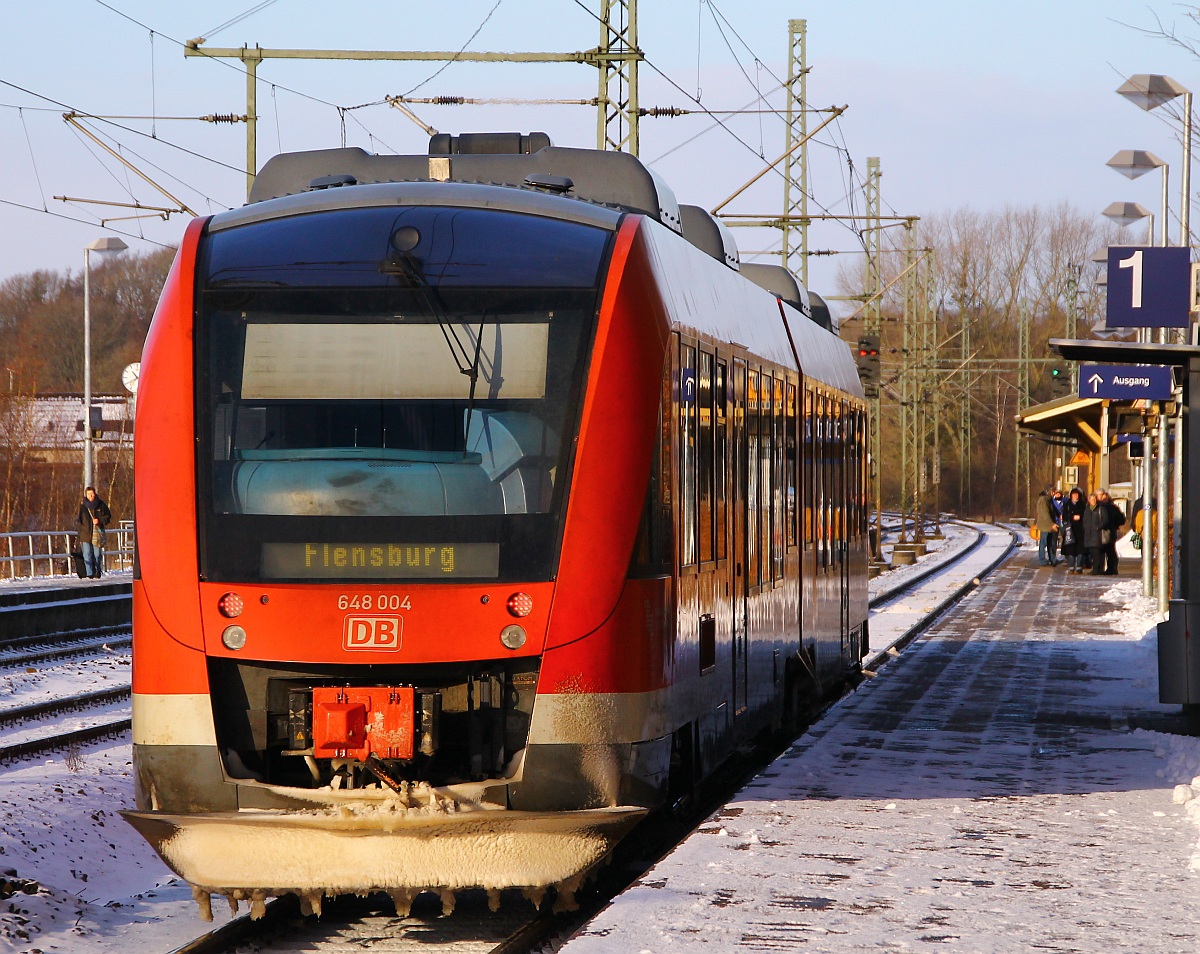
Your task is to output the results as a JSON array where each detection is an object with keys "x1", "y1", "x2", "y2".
[{"x1": 1106, "y1": 246, "x2": 1191, "y2": 327}]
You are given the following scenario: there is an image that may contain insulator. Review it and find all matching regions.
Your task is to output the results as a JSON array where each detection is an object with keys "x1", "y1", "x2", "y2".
[
  {"x1": 201, "y1": 113, "x2": 245, "y2": 124},
  {"x1": 432, "y1": 96, "x2": 466, "y2": 105},
  {"x1": 641, "y1": 106, "x2": 686, "y2": 117}
]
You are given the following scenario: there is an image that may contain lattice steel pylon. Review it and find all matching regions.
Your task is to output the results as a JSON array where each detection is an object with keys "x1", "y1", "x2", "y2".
[
  {"x1": 1015, "y1": 302, "x2": 1031, "y2": 514},
  {"x1": 925, "y1": 249, "x2": 942, "y2": 534},
  {"x1": 597, "y1": 0, "x2": 640, "y2": 154},
  {"x1": 900, "y1": 222, "x2": 918, "y2": 540},
  {"x1": 864, "y1": 157, "x2": 883, "y2": 553},
  {"x1": 781, "y1": 19, "x2": 809, "y2": 286}
]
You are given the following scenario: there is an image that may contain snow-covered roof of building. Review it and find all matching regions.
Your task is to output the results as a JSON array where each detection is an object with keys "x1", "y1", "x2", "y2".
[{"x1": 0, "y1": 394, "x2": 134, "y2": 450}]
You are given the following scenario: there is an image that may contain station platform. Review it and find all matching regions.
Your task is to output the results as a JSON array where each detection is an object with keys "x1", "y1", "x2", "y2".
[
  {"x1": 564, "y1": 548, "x2": 1200, "y2": 952},
  {"x1": 0, "y1": 570, "x2": 131, "y2": 606}
]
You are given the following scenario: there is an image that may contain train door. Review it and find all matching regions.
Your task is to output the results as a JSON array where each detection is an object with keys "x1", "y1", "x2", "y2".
[{"x1": 731, "y1": 358, "x2": 748, "y2": 718}]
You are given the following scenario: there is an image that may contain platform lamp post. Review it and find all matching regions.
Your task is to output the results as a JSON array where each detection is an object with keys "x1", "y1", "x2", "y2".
[
  {"x1": 1117, "y1": 75, "x2": 1192, "y2": 251},
  {"x1": 1101, "y1": 201, "x2": 1154, "y2": 245},
  {"x1": 1118, "y1": 76, "x2": 1194, "y2": 608},
  {"x1": 1106, "y1": 150, "x2": 1168, "y2": 247},
  {"x1": 82, "y1": 236, "x2": 127, "y2": 490}
]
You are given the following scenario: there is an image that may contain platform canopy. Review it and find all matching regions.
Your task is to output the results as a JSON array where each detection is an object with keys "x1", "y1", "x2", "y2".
[{"x1": 1016, "y1": 394, "x2": 1106, "y2": 452}]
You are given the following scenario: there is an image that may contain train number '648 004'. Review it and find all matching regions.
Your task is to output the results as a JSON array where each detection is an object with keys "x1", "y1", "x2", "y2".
[{"x1": 337, "y1": 594, "x2": 412, "y2": 611}]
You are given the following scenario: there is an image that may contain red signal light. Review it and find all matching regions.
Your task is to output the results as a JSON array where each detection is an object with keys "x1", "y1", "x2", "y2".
[
  {"x1": 506, "y1": 592, "x2": 534, "y2": 618},
  {"x1": 218, "y1": 592, "x2": 244, "y2": 618}
]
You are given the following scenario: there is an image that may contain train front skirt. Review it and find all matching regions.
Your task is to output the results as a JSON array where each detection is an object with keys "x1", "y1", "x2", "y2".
[{"x1": 121, "y1": 802, "x2": 646, "y2": 919}]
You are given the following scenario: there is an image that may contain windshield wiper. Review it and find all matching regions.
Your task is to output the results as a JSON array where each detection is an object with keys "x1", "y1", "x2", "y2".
[{"x1": 385, "y1": 252, "x2": 492, "y2": 458}]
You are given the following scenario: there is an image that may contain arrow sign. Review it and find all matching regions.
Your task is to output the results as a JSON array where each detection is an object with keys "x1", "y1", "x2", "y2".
[{"x1": 1078, "y1": 363, "x2": 1175, "y2": 400}]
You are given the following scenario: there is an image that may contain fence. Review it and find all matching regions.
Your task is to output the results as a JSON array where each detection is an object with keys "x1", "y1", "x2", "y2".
[{"x1": 0, "y1": 521, "x2": 134, "y2": 580}]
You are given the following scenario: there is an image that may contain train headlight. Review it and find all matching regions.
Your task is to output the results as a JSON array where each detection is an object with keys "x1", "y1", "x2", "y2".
[
  {"x1": 217, "y1": 592, "x2": 244, "y2": 618},
  {"x1": 506, "y1": 592, "x2": 533, "y2": 618},
  {"x1": 499, "y1": 624, "x2": 527, "y2": 650},
  {"x1": 221, "y1": 625, "x2": 248, "y2": 651}
]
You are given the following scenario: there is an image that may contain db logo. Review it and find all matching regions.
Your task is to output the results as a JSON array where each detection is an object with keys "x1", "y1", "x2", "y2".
[{"x1": 343, "y1": 616, "x2": 403, "y2": 651}]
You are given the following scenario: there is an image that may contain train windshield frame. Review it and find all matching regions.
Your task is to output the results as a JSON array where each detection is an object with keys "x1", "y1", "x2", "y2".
[{"x1": 194, "y1": 204, "x2": 613, "y2": 583}]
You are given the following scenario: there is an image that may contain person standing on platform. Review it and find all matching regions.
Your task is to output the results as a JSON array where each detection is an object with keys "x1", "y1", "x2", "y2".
[
  {"x1": 1034, "y1": 490, "x2": 1059, "y2": 566},
  {"x1": 1082, "y1": 492, "x2": 1109, "y2": 576},
  {"x1": 1050, "y1": 488, "x2": 1065, "y2": 565},
  {"x1": 1060, "y1": 487, "x2": 1087, "y2": 573},
  {"x1": 1097, "y1": 489, "x2": 1125, "y2": 575},
  {"x1": 76, "y1": 486, "x2": 112, "y2": 579}
]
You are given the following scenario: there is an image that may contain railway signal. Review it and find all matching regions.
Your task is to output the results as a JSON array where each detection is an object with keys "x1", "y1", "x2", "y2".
[
  {"x1": 1050, "y1": 367, "x2": 1071, "y2": 398},
  {"x1": 856, "y1": 335, "x2": 881, "y2": 397}
]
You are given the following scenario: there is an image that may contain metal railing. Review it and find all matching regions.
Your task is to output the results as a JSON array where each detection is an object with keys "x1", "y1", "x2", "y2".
[{"x1": 0, "y1": 520, "x2": 134, "y2": 580}]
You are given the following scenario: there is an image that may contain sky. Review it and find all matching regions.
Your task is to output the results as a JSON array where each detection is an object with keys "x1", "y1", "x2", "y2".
[{"x1": 2, "y1": 1, "x2": 1200, "y2": 304}]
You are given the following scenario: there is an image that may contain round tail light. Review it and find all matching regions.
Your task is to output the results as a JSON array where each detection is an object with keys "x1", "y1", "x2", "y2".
[
  {"x1": 218, "y1": 592, "x2": 244, "y2": 618},
  {"x1": 506, "y1": 592, "x2": 533, "y2": 618}
]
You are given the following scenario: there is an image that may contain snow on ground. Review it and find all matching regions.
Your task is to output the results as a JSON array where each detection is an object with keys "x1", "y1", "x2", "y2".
[
  {"x1": 564, "y1": 568, "x2": 1200, "y2": 952},
  {"x1": 4, "y1": 543, "x2": 1200, "y2": 951},
  {"x1": 0, "y1": 741, "x2": 235, "y2": 953},
  {"x1": 0, "y1": 570, "x2": 233, "y2": 953},
  {"x1": 0, "y1": 570, "x2": 131, "y2": 596}
]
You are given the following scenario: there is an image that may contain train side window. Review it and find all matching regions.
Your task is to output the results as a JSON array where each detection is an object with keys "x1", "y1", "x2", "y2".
[
  {"x1": 632, "y1": 372, "x2": 673, "y2": 575},
  {"x1": 758, "y1": 372, "x2": 772, "y2": 587},
  {"x1": 786, "y1": 382, "x2": 797, "y2": 549},
  {"x1": 859, "y1": 407, "x2": 869, "y2": 534},
  {"x1": 804, "y1": 386, "x2": 814, "y2": 550},
  {"x1": 845, "y1": 407, "x2": 857, "y2": 540},
  {"x1": 747, "y1": 368, "x2": 760, "y2": 590},
  {"x1": 680, "y1": 341, "x2": 698, "y2": 569},
  {"x1": 821, "y1": 392, "x2": 831, "y2": 569},
  {"x1": 772, "y1": 375, "x2": 785, "y2": 580},
  {"x1": 840, "y1": 400, "x2": 849, "y2": 559},
  {"x1": 715, "y1": 359, "x2": 727, "y2": 560},
  {"x1": 698, "y1": 349, "x2": 714, "y2": 565}
]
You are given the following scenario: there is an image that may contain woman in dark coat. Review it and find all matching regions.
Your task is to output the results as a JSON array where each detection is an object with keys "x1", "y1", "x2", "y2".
[
  {"x1": 1081, "y1": 492, "x2": 1110, "y2": 577},
  {"x1": 1060, "y1": 487, "x2": 1087, "y2": 573}
]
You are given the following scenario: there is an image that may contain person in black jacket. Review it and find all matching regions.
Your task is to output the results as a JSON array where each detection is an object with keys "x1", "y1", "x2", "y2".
[
  {"x1": 76, "y1": 486, "x2": 112, "y2": 579},
  {"x1": 1059, "y1": 487, "x2": 1087, "y2": 573},
  {"x1": 1097, "y1": 489, "x2": 1126, "y2": 575},
  {"x1": 1081, "y1": 492, "x2": 1109, "y2": 576}
]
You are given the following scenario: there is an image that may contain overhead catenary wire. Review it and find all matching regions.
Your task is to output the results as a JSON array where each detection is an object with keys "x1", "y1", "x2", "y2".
[
  {"x1": 196, "y1": 0, "x2": 282, "y2": 44},
  {"x1": 401, "y1": 0, "x2": 506, "y2": 97},
  {"x1": 0, "y1": 77, "x2": 245, "y2": 200},
  {"x1": 18, "y1": 108, "x2": 48, "y2": 211}
]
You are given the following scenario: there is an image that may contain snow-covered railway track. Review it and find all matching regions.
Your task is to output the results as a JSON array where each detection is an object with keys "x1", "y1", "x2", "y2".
[
  {"x1": 864, "y1": 521, "x2": 1017, "y2": 673},
  {"x1": 0, "y1": 626, "x2": 131, "y2": 668},
  {"x1": 0, "y1": 619, "x2": 133, "y2": 764},
  {"x1": 172, "y1": 893, "x2": 549, "y2": 954},
  {"x1": 0, "y1": 715, "x2": 130, "y2": 763},
  {"x1": 0, "y1": 684, "x2": 130, "y2": 727}
]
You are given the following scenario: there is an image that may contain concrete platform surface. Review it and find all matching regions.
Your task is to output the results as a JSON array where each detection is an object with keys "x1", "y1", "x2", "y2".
[{"x1": 564, "y1": 556, "x2": 1200, "y2": 952}]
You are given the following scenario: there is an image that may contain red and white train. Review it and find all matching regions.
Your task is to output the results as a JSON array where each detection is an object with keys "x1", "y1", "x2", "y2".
[{"x1": 123, "y1": 132, "x2": 870, "y2": 917}]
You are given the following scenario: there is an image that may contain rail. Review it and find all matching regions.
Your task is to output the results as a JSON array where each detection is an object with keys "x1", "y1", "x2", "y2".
[{"x1": 0, "y1": 520, "x2": 134, "y2": 580}]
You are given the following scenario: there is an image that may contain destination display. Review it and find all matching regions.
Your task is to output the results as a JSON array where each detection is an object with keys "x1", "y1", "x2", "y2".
[{"x1": 261, "y1": 541, "x2": 500, "y2": 579}]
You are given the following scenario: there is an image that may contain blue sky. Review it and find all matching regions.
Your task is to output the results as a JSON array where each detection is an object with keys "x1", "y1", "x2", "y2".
[{"x1": 2, "y1": 1, "x2": 1198, "y2": 298}]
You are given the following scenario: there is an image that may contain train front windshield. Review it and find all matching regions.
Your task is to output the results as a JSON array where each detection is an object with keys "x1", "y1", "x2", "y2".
[{"x1": 196, "y1": 205, "x2": 611, "y2": 583}]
